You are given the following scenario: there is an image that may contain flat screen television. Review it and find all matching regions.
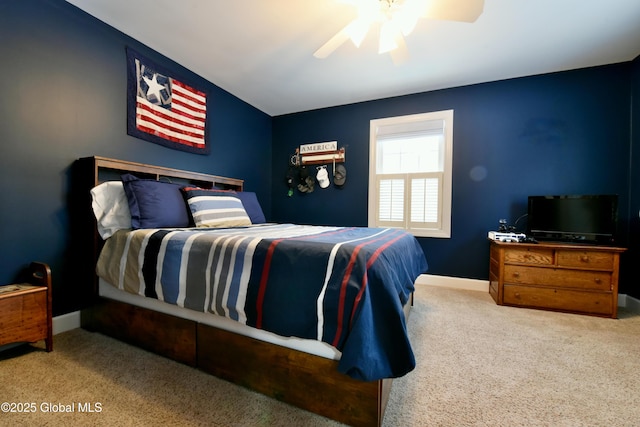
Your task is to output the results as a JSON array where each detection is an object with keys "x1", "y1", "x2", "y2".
[{"x1": 527, "y1": 195, "x2": 618, "y2": 244}]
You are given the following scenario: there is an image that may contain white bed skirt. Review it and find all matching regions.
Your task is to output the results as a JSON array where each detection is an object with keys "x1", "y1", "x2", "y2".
[{"x1": 99, "y1": 278, "x2": 342, "y2": 360}]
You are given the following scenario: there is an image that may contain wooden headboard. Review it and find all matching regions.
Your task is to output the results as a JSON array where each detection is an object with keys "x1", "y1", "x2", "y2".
[
  {"x1": 85, "y1": 156, "x2": 244, "y2": 191},
  {"x1": 75, "y1": 156, "x2": 244, "y2": 302}
]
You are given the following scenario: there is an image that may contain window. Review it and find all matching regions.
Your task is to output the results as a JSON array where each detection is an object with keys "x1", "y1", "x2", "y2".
[{"x1": 368, "y1": 110, "x2": 453, "y2": 238}]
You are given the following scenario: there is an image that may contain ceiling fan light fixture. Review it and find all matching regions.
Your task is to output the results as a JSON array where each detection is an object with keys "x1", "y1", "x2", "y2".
[
  {"x1": 377, "y1": 0, "x2": 416, "y2": 54},
  {"x1": 345, "y1": 1, "x2": 382, "y2": 47},
  {"x1": 399, "y1": 0, "x2": 429, "y2": 33},
  {"x1": 314, "y1": 0, "x2": 485, "y2": 61}
]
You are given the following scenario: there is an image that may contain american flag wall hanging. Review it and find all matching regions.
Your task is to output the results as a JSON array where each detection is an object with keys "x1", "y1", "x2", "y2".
[{"x1": 126, "y1": 48, "x2": 210, "y2": 154}]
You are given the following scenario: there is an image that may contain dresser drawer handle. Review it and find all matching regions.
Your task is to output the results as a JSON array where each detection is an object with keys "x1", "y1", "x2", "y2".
[
  {"x1": 512, "y1": 272, "x2": 520, "y2": 278},
  {"x1": 594, "y1": 278, "x2": 601, "y2": 284},
  {"x1": 581, "y1": 255, "x2": 590, "y2": 263}
]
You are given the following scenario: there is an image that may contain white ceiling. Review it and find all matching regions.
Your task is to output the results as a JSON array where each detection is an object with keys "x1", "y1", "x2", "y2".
[{"x1": 65, "y1": 0, "x2": 640, "y2": 116}]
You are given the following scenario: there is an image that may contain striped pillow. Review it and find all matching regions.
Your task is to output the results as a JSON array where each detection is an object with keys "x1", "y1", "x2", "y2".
[{"x1": 181, "y1": 187, "x2": 251, "y2": 228}]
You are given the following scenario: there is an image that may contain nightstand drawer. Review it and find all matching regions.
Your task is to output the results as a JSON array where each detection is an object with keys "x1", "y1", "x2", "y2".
[
  {"x1": 503, "y1": 284, "x2": 613, "y2": 315},
  {"x1": 503, "y1": 265, "x2": 611, "y2": 291},
  {"x1": 504, "y1": 248, "x2": 553, "y2": 265},
  {"x1": 557, "y1": 250, "x2": 614, "y2": 270}
]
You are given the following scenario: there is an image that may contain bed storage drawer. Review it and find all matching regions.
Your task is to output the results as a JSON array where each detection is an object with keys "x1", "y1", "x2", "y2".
[
  {"x1": 197, "y1": 323, "x2": 386, "y2": 427},
  {"x1": 82, "y1": 298, "x2": 197, "y2": 366}
]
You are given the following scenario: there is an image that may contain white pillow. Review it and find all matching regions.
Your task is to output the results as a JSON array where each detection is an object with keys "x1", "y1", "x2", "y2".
[{"x1": 91, "y1": 181, "x2": 132, "y2": 239}]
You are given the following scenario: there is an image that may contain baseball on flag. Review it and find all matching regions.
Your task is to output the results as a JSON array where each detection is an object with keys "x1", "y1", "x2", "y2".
[{"x1": 127, "y1": 48, "x2": 209, "y2": 154}]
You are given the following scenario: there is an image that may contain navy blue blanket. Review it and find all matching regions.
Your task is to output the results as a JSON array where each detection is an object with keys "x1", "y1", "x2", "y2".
[{"x1": 97, "y1": 224, "x2": 428, "y2": 381}]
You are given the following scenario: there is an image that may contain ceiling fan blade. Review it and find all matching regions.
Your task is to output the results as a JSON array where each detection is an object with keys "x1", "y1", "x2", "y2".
[
  {"x1": 314, "y1": 27, "x2": 350, "y2": 59},
  {"x1": 379, "y1": 20, "x2": 399, "y2": 54},
  {"x1": 423, "y1": 0, "x2": 484, "y2": 23},
  {"x1": 390, "y1": 36, "x2": 409, "y2": 65}
]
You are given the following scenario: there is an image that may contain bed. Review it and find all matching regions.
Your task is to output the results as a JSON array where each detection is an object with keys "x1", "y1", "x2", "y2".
[{"x1": 77, "y1": 156, "x2": 428, "y2": 426}]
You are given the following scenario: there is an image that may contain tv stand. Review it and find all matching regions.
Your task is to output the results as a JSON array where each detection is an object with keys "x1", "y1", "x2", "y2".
[{"x1": 489, "y1": 240, "x2": 626, "y2": 318}]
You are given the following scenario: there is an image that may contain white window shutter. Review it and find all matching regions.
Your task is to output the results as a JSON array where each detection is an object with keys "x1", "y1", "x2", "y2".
[
  {"x1": 376, "y1": 175, "x2": 406, "y2": 226},
  {"x1": 409, "y1": 173, "x2": 442, "y2": 229}
]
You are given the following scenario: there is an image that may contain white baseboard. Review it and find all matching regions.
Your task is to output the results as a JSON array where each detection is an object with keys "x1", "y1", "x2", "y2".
[
  {"x1": 52, "y1": 311, "x2": 81, "y2": 335},
  {"x1": 416, "y1": 274, "x2": 489, "y2": 292},
  {"x1": 619, "y1": 294, "x2": 640, "y2": 312}
]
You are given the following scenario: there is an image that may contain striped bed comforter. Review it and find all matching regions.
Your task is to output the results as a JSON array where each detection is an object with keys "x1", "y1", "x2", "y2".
[{"x1": 96, "y1": 223, "x2": 428, "y2": 381}]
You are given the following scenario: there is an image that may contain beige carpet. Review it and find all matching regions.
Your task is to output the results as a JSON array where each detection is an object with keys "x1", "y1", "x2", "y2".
[{"x1": 1, "y1": 286, "x2": 639, "y2": 426}]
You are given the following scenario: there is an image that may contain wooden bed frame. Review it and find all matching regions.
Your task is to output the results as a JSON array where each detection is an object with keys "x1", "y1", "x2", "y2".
[{"x1": 78, "y1": 156, "x2": 403, "y2": 426}]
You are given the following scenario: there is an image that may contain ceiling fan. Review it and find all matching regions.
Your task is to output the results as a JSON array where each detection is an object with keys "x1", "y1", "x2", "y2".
[{"x1": 314, "y1": 0, "x2": 484, "y2": 64}]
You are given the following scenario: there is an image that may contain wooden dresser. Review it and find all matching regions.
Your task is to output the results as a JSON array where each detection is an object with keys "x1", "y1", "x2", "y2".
[
  {"x1": 0, "y1": 262, "x2": 53, "y2": 351},
  {"x1": 489, "y1": 241, "x2": 626, "y2": 318}
]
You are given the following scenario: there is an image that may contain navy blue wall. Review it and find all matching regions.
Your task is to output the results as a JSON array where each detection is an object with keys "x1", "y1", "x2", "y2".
[
  {"x1": 627, "y1": 55, "x2": 640, "y2": 297},
  {"x1": 1, "y1": 0, "x2": 638, "y2": 318},
  {"x1": 272, "y1": 64, "x2": 636, "y2": 295},
  {"x1": 0, "y1": 0, "x2": 272, "y2": 315}
]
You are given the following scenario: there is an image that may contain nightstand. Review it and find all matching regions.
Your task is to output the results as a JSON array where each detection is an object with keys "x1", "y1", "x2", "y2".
[{"x1": 0, "y1": 262, "x2": 53, "y2": 351}]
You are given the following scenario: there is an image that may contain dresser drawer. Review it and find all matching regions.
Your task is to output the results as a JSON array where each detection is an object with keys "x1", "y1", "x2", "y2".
[
  {"x1": 503, "y1": 284, "x2": 613, "y2": 316},
  {"x1": 503, "y1": 265, "x2": 612, "y2": 291},
  {"x1": 504, "y1": 248, "x2": 553, "y2": 265},
  {"x1": 556, "y1": 250, "x2": 614, "y2": 270}
]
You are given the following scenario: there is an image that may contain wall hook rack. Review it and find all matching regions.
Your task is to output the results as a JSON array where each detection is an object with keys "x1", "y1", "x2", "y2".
[{"x1": 295, "y1": 147, "x2": 345, "y2": 166}]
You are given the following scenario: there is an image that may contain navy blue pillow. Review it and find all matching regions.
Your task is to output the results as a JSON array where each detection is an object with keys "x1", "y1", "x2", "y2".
[
  {"x1": 236, "y1": 192, "x2": 266, "y2": 224},
  {"x1": 121, "y1": 174, "x2": 190, "y2": 229}
]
